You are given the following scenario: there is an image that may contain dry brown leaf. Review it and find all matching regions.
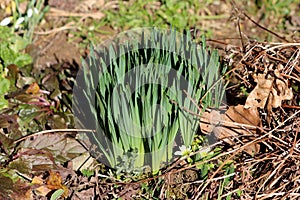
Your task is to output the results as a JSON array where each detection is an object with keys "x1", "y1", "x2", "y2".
[
  {"x1": 245, "y1": 70, "x2": 293, "y2": 109},
  {"x1": 71, "y1": 152, "x2": 95, "y2": 171},
  {"x1": 31, "y1": 172, "x2": 69, "y2": 197},
  {"x1": 23, "y1": 133, "x2": 86, "y2": 163},
  {"x1": 244, "y1": 73, "x2": 274, "y2": 108},
  {"x1": 200, "y1": 105, "x2": 261, "y2": 155},
  {"x1": 32, "y1": 176, "x2": 51, "y2": 197},
  {"x1": 46, "y1": 171, "x2": 69, "y2": 197},
  {"x1": 269, "y1": 69, "x2": 293, "y2": 107},
  {"x1": 200, "y1": 110, "x2": 222, "y2": 134},
  {"x1": 25, "y1": 82, "x2": 40, "y2": 94}
]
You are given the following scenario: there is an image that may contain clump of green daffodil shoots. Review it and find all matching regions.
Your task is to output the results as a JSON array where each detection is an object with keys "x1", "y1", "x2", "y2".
[{"x1": 73, "y1": 28, "x2": 226, "y2": 174}]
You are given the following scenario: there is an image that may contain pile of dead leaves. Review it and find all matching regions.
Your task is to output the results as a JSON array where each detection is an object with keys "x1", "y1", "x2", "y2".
[{"x1": 198, "y1": 41, "x2": 300, "y2": 199}]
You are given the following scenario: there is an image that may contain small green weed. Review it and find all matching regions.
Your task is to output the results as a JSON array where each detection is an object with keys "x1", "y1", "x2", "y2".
[
  {"x1": 0, "y1": 26, "x2": 32, "y2": 68},
  {"x1": 0, "y1": 26, "x2": 32, "y2": 110},
  {"x1": 217, "y1": 162, "x2": 235, "y2": 200},
  {"x1": 81, "y1": 169, "x2": 94, "y2": 178}
]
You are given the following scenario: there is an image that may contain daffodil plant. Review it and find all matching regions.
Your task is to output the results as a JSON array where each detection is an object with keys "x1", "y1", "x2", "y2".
[{"x1": 73, "y1": 28, "x2": 226, "y2": 174}]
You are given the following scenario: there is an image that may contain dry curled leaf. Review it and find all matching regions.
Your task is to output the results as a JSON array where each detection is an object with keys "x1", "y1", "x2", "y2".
[
  {"x1": 25, "y1": 82, "x2": 40, "y2": 94},
  {"x1": 46, "y1": 171, "x2": 68, "y2": 197},
  {"x1": 31, "y1": 171, "x2": 69, "y2": 197},
  {"x1": 245, "y1": 70, "x2": 293, "y2": 109},
  {"x1": 244, "y1": 73, "x2": 274, "y2": 109},
  {"x1": 200, "y1": 110, "x2": 222, "y2": 134},
  {"x1": 200, "y1": 105, "x2": 261, "y2": 155},
  {"x1": 269, "y1": 69, "x2": 293, "y2": 107},
  {"x1": 32, "y1": 176, "x2": 51, "y2": 197}
]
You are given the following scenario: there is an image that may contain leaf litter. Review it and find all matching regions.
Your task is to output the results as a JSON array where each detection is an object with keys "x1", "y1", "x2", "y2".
[{"x1": 207, "y1": 40, "x2": 300, "y2": 199}]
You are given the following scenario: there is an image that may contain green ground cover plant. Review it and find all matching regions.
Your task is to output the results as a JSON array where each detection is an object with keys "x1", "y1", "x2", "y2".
[{"x1": 0, "y1": 26, "x2": 32, "y2": 110}]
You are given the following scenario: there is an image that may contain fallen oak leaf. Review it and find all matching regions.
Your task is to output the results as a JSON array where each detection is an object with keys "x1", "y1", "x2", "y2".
[
  {"x1": 200, "y1": 105, "x2": 261, "y2": 155},
  {"x1": 244, "y1": 73, "x2": 273, "y2": 109},
  {"x1": 245, "y1": 69, "x2": 293, "y2": 108},
  {"x1": 245, "y1": 69, "x2": 293, "y2": 124}
]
